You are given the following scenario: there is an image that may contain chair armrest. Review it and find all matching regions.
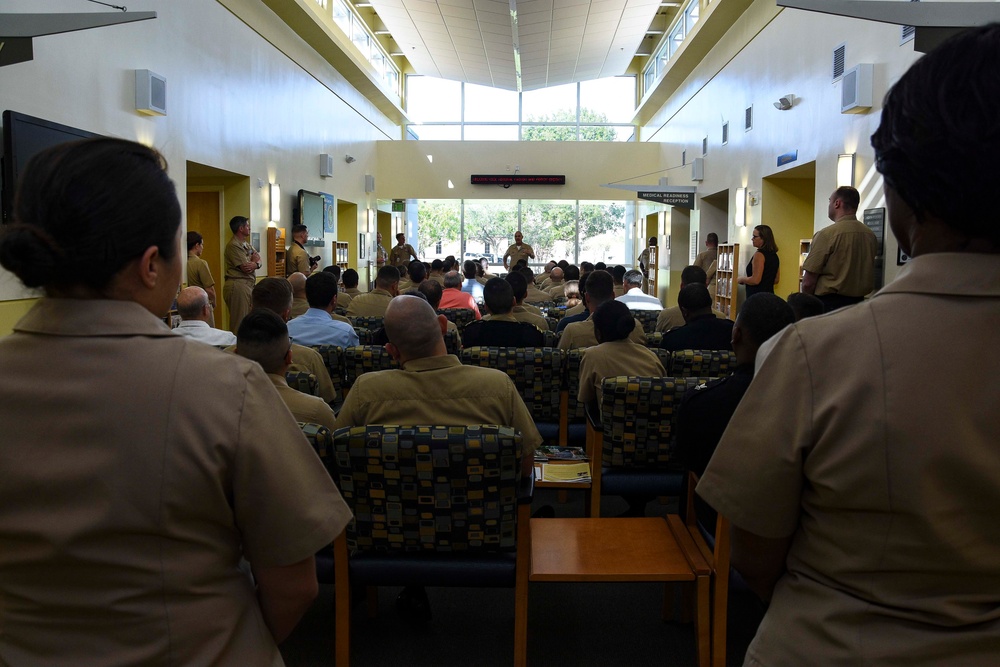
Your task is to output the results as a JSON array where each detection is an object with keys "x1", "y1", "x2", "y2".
[
  {"x1": 517, "y1": 468, "x2": 535, "y2": 505},
  {"x1": 584, "y1": 401, "x2": 601, "y2": 431}
]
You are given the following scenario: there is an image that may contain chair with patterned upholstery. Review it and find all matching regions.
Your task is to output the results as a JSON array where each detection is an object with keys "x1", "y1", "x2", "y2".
[
  {"x1": 547, "y1": 306, "x2": 567, "y2": 321},
  {"x1": 544, "y1": 316, "x2": 559, "y2": 332},
  {"x1": 437, "y1": 307, "x2": 476, "y2": 330},
  {"x1": 459, "y1": 346, "x2": 563, "y2": 443},
  {"x1": 655, "y1": 347, "x2": 673, "y2": 371},
  {"x1": 669, "y1": 349, "x2": 736, "y2": 378},
  {"x1": 285, "y1": 370, "x2": 319, "y2": 396},
  {"x1": 299, "y1": 422, "x2": 339, "y2": 583},
  {"x1": 531, "y1": 300, "x2": 556, "y2": 312},
  {"x1": 352, "y1": 326, "x2": 373, "y2": 346},
  {"x1": 334, "y1": 306, "x2": 348, "y2": 317},
  {"x1": 441, "y1": 328, "x2": 461, "y2": 355},
  {"x1": 542, "y1": 329, "x2": 560, "y2": 348},
  {"x1": 584, "y1": 375, "x2": 687, "y2": 517},
  {"x1": 645, "y1": 331, "x2": 663, "y2": 348},
  {"x1": 332, "y1": 425, "x2": 532, "y2": 667},
  {"x1": 341, "y1": 345, "x2": 399, "y2": 396},
  {"x1": 559, "y1": 348, "x2": 588, "y2": 446},
  {"x1": 631, "y1": 309, "x2": 662, "y2": 335},
  {"x1": 309, "y1": 345, "x2": 345, "y2": 405},
  {"x1": 349, "y1": 315, "x2": 384, "y2": 331}
]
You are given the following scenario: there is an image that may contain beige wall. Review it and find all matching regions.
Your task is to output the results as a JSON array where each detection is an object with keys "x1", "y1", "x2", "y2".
[{"x1": 0, "y1": 0, "x2": 395, "y2": 332}]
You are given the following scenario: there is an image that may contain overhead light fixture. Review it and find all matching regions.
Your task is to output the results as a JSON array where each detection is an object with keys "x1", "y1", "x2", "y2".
[
  {"x1": 735, "y1": 187, "x2": 747, "y2": 227},
  {"x1": 773, "y1": 94, "x2": 795, "y2": 110},
  {"x1": 838, "y1": 153, "x2": 856, "y2": 187},
  {"x1": 269, "y1": 183, "x2": 281, "y2": 223}
]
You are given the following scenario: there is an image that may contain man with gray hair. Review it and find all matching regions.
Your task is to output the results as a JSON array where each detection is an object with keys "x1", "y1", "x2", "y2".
[
  {"x1": 616, "y1": 269, "x2": 662, "y2": 310},
  {"x1": 437, "y1": 270, "x2": 481, "y2": 318},
  {"x1": 173, "y1": 286, "x2": 236, "y2": 346}
]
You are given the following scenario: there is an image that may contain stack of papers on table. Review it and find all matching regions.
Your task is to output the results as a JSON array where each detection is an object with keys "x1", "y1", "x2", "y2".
[{"x1": 535, "y1": 462, "x2": 592, "y2": 483}]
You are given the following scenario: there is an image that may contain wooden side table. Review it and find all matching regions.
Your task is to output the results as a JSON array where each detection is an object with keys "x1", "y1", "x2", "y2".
[{"x1": 528, "y1": 517, "x2": 711, "y2": 666}]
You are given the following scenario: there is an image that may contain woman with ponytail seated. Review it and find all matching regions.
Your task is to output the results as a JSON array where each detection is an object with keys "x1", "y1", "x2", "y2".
[
  {"x1": 0, "y1": 138, "x2": 351, "y2": 665},
  {"x1": 577, "y1": 299, "x2": 666, "y2": 417}
]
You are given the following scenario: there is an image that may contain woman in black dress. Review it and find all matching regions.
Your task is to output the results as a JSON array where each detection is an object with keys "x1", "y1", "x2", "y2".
[{"x1": 739, "y1": 224, "x2": 780, "y2": 296}]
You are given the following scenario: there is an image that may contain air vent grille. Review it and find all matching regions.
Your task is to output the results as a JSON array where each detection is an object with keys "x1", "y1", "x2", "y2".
[
  {"x1": 702, "y1": 137, "x2": 708, "y2": 155},
  {"x1": 833, "y1": 42, "x2": 846, "y2": 80},
  {"x1": 744, "y1": 106, "x2": 753, "y2": 131},
  {"x1": 722, "y1": 121, "x2": 729, "y2": 145}
]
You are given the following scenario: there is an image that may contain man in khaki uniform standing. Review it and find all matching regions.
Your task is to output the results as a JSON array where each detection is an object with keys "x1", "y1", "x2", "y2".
[
  {"x1": 802, "y1": 186, "x2": 879, "y2": 311},
  {"x1": 502, "y1": 231, "x2": 535, "y2": 271},
  {"x1": 222, "y1": 215, "x2": 259, "y2": 333},
  {"x1": 286, "y1": 224, "x2": 315, "y2": 277},
  {"x1": 187, "y1": 231, "x2": 217, "y2": 326},
  {"x1": 694, "y1": 232, "x2": 719, "y2": 296},
  {"x1": 388, "y1": 233, "x2": 418, "y2": 267}
]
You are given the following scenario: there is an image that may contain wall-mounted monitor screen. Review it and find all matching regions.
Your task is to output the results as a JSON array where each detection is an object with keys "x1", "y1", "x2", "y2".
[
  {"x1": 2, "y1": 110, "x2": 102, "y2": 224},
  {"x1": 296, "y1": 189, "x2": 326, "y2": 247}
]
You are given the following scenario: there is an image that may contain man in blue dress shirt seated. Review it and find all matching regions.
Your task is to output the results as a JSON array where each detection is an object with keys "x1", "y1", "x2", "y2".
[{"x1": 286, "y1": 272, "x2": 359, "y2": 348}]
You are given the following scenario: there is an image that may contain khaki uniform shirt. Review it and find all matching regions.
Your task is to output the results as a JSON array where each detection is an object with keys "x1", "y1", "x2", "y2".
[
  {"x1": 699, "y1": 253, "x2": 1000, "y2": 665},
  {"x1": 655, "y1": 305, "x2": 723, "y2": 333},
  {"x1": 546, "y1": 281, "x2": 567, "y2": 299},
  {"x1": 336, "y1": 291, "x2": 353, "y2": 309},
  {"x1": 225, "y1": 342, "x2": 337, "y2": 410},
  {"x1": 534, "y1": 271, "x2": 551, "y2": 285},
  {"x1": 285, "y1": 242, "x2": 312, "y2": 276},
  {"x1": 397, "y1": 279, "x2": 414, "y2": 293},
  {"x1": 290, "y1": 296, "x2": 310, "y2": 319},
  {"x1": 520, "y1": 302, "x2": 543, "y2": 316},
  {"x1": 346, "y1": 288, "x2": 393, "y2": 317},
  {"x1": 268, "y1": 373, "x2": 337, "y2": 431},
  {"x1": 565, "y1": 303, "x2": 585, "y2": 317},
  {"x1": 389, "y1": 243, "x2": 417, "y2": 267},
  {"x1": 0, "y1": 299, "x2": 350, "y2": 667},
  {"x1": 524, "y1": 285, "x2": 553, "y2": 304},
  {"x1": 802, "y1": 215, "x2": 879, "y2": 297},
  {"x1": 375, "y1": 243, "x2": 388, "y2": 267},
  {"x1": 695, "y1": 247, "x2": 718, "y2": 291},
  {"x1": 344, "y1": 287, "x2": 362, "y2": 297},
  {"x1": 503, "y1": 242, "x2": 535, "y2": 269},
  {"x1": 224, "y1": 235, "x2": 256, "y2": 282},
  {"x1": 578, "y1": 340, "x2": 666, "y2": 407},
  {"x1": 187, "y1": 253, "x2": 215, "y2": 292},
  {"x1": 510, "y1": 305, "x2": 550, "y2": 331},
  {"x1": 335, "y1": 355, "x2": 542, "y2": 457},
  {"x1": 558, "y1": 315, "x2": 647, "y2": 350},
  {"x1": 613, "y1": 284, "x2": 626, "y2": 297}
]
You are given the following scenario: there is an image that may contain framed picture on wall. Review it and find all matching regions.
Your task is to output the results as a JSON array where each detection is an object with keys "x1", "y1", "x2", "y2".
[{"x1": 359, "y1": 233, "x2": 366, "y2": 259}]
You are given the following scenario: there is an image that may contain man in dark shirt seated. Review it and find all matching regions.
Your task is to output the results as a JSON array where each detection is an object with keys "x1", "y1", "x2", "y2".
[
  {"x1": 673, "y1": 293, "x2": 794, "y2": 532},
  {"x1": 461, "y1": 278, "x2": 545, "y2": 348},
  {"x1": 660, "y1": 283, "x2": 734, "y2": 351}
]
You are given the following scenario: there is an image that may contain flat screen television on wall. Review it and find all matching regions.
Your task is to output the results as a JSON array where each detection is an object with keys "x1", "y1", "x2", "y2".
[
  {"x1": 295, "y1": 189, "x2": 326, "y2": 247},
  {"x1": 2, "y1": 110, "x2": 102, "y2": 224}
]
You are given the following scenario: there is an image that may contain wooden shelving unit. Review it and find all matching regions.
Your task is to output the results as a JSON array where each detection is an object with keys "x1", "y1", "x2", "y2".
[
  {"x1": 335, "y1": 241, "x2": 350, "y2": 270},
  {"x1": 714, "y1": 243, "x2": 739, "y2": 319},
  {"x1": 266, "y1": 227, "x2": 286, "y2": 277},
  {"x1": 798, "y1": 238, "x2": 812, "y2": 292}
]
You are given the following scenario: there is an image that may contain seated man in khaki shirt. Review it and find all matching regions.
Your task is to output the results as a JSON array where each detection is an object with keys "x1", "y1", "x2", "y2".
[
  {"x1": 236, "y1": 310, "x2": 337, "y2": 431},
  {"x1": 287, "y1": 272, "x2": 311, "y2": 319},
  {"x1": 346, "y1": 265, "x2": 399, "y2": 317},
  {"x1": 559, "y1": 270, "x2": 646, "y2": 350}
]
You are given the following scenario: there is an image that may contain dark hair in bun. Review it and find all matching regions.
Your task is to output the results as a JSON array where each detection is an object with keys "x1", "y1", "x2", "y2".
[
  {"x1": 592, "y1": 299, "x2": 635, "y2": 343},
  {"x1": 0, "y1": 137, "x2": 181, "y2": 293}
]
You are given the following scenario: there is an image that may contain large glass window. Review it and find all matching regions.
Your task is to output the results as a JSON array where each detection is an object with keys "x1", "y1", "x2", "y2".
[
  {"x1": 412, "y1": 199, "x2": 630, "y2": 268},
  {"x1": 404, "y1": 76, "x2": 636, "y2": 141}
]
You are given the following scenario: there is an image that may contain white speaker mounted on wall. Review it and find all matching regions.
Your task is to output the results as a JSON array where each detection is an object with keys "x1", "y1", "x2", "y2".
[
  {"x1": 365, "y1": 174, "x2": 375, "y2": 193},
  {"x1": 135, "y1": 69, "x2": 166, "y2": 116},
  {"x1": 841, "y1": 63, "x2": 873, "y2": 114},
  {"x1": 691, "y1": 157, "x2": 705, "y2": 182},
  {"x1": 320, "y1": 153, "x2": 334, "y2": 178}
]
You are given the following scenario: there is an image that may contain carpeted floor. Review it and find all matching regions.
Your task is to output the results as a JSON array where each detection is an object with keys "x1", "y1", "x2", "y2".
[{"x1": 280, "y1": 489, "x2": 766, "y2": 666}]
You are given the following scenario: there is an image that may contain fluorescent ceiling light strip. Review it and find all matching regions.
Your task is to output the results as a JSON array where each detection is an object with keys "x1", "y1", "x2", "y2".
[{"x1": 509, "y1": 0, "x2": 522, "y2": 92}]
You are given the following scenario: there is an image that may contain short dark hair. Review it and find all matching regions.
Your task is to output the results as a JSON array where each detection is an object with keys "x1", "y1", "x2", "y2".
[
  {"x1": 736, "y1": 293, "x2": 795, "y2": 347},
  {"x1": 236, "y1": 309, "x2": 290, "y2": 374},
  {"x1": 706, "y1": 233, "x2": 719, "y2": 245},
  {"x1": 677, "y1": 283, "x2": 712, "y2": 311},
  {"x1": 408, "y1": 260, "x2": 426, "y2": 283},
  {"x1": 585, "y1": 270, "x2": 614, "y2": 304},
  {"x1": 463, "y1": 260, "x2": 478, "y2": 279},
  {"x1": 342, "y1": 268, "x2": 359, "y2": 287},
  {"x1": 832, "y1": 186, "x2": 860, "y2": 212},
  {"x1": 611, "y1": 265, "x2": 627, "y2": 283},
  {"x1": 1, "y1": 138, "x2": 181, "y2": 292},
  {"x1": 594, "y1": 262, "x2": 607, "y2": 271},
  {"x1": 305, "y1": 271, "x2": 338, "y2": 308},
  {"x1": 431, "y1": 258, "x2": 444, "y2": 271},
  {"x1": 483, "y1": 277, "x2": 515, "y2": 315},
  {"x1": 871, "y1": 24, "x2": 1000, "y2": 245},
  {"x1": 323, "y1": 264, "x2": 342, "y2": 279},
  {"x1": 252, "y1": 277, "x2": 293, "y2": 314},
  {"x1": 680, "y1": 265, "x2": 708, "y2": 286},
  {"x1": 580, "y1": 261, "x2": 594, "y2": 274},
  {"x1": 593, "y1": 300, "x2": 636, "y2": 343},
  {"x1": 505, "y1": 271, "x2": 528, "y2": 301},
  {"x1": 787, "y1": 292, "x2": 825, "y2": 321},
  {"x1": 187, "y1": 231, "x2": 203, "y2": 251},
  {"x1": 564, "y1": 265, "x2": 581, "y2": 281},
  {"x1": 375, "y1": 265, "x2": 400, "y2": 289},
  {"x1": 229, "y1": 216, "x2": 248, "y2": 234},
  {"x1": 291, "y1": 223, "x2": 308, "y2": 236},
  {"x1": 578, "y1": 271, "x2": 591, "y2": 296},
  {"x1": 416, "y1": 279, "x2": 443, "y2": 309}
]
